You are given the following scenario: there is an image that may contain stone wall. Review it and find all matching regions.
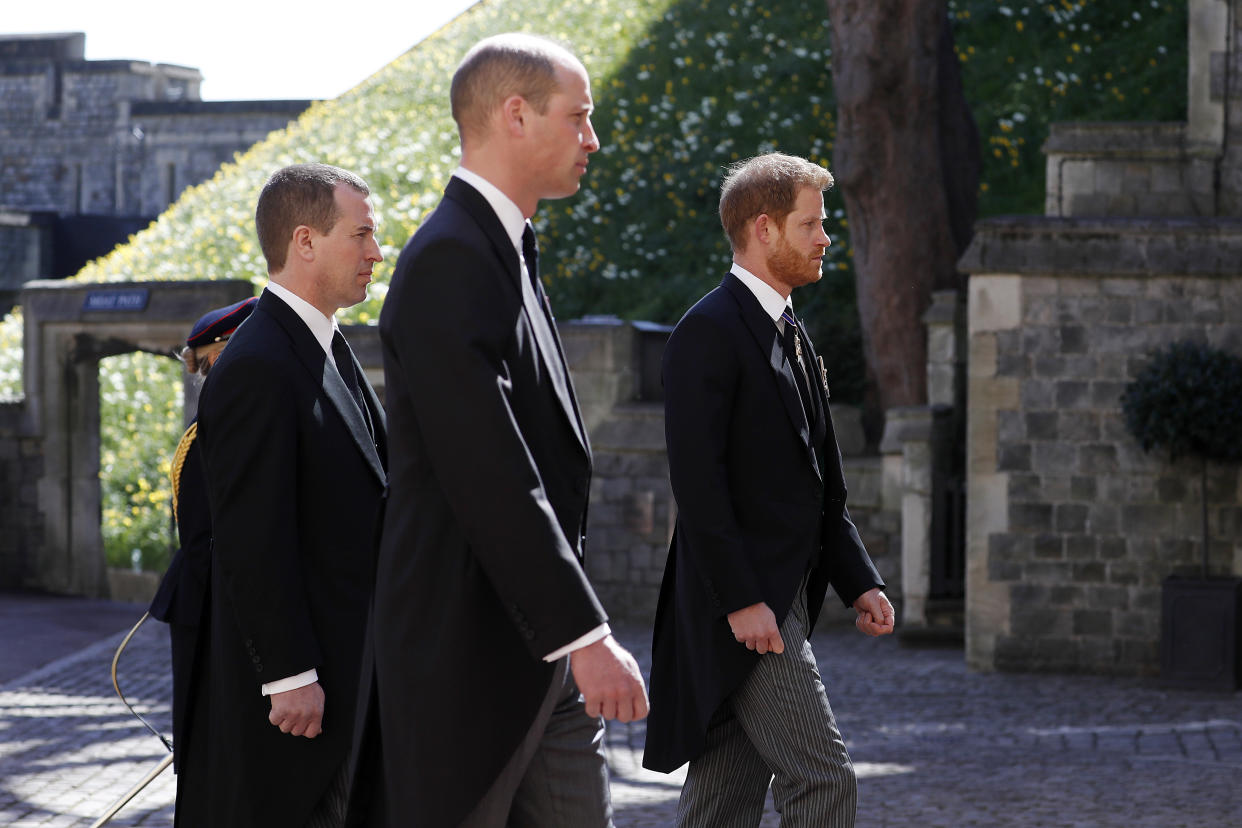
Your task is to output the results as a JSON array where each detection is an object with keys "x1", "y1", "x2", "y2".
[
  {"x1": 1, "y1": 45, "x2": 204, "y2": 215},
  {"x1": 1042, "y1": 0, "x2": 1239, "y2": 220},
  {"x1": 559, "y1": 320, "x2": 673, "y2": 624},
  {"x1": 961, "y1": 217, "x2": 1242, "y2": 676},
  {"x1": 124, "y1": 101, "x2": 311, "y2": 217},
  {"x1": 0, "y1": 53, "x2": 310, "y2": 218},
  {"x1": 841, "y1": 454, "x2": 900, "y2": 623},
  {"x1": 0, "y1": 33, "x2": 310, "y2": 292},
  {"x1": 0, "y1": 401, "x2": 42, "y2": 590},
  {"x1": 1043, "y1": 122, "x2": 1218, "y2": 218}
]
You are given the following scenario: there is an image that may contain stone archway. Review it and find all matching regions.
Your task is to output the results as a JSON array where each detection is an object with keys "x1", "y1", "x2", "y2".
[{"x1": 3, "y1": 279, "x2": 253, "y2": 597}]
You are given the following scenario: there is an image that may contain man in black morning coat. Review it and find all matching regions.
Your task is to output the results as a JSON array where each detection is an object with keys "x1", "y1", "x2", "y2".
[
  {"x1": 195, "y1": 163, "x2": 387, "y2": 826},
  {"x1": 147, "y1": 295, "x2": 256, "y2": 827},
  {"x1": 348, "y1": 33, "x2": 647, "y2": 828},
  {"x1": 642, "y1": 153, "x2": 895, "y2": 827}
]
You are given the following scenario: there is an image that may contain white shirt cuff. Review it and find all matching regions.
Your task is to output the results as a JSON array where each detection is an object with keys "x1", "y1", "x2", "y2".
[
  {"x1": 543, "y1": 624, "x2": 611, "y2": 662},
  {"x1": 261, "y1": 668, "x2": 318, "y2": 696}
]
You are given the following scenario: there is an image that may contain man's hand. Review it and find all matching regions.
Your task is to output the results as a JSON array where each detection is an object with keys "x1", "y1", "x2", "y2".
[
  {"x1": 268, "y1": 681, "x2": 325, "y2": 738},
  {"x1": 570, "y1": 635, "x2": 649, "y2": 722},
  {"x1": 727, "y1": 602, "x2": 785, "y2": 654},
  {"x1": 853, "y1": 588, "x2": 895, "y2": 637}
]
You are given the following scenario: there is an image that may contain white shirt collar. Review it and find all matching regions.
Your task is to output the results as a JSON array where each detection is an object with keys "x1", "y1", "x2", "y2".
[
  {"x1": 265, "y1": 281, "x2": 337, "y2": 356},
  {"x1": 730, "y1": 262, "x2": 791, "y2": 324},
  {"x1": 453, "y1": 167, "x2": 527, "y2": 255}
]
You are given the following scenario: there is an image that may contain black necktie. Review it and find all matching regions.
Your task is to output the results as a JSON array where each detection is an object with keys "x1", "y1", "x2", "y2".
[
  {"x1": 522, "y1": 223, "x2": 543, "y2": 301},
  {"x1": 520, "y1": 222, "x2": 587, "y2": 446},
  {"x1": 332, "y1": 330, "x2": 374, "y2": 439}
]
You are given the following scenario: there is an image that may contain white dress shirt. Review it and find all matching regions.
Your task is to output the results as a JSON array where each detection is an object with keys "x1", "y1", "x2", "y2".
[
  {"x1": 730, "y1": 262, "x2": 792, "y2": 324},
  {"x1": 452, "y1": 167, "x2": 611, "y2": 662},
  {"x1": 266, "y1": 280, "x2": 336, "y2": 356}
]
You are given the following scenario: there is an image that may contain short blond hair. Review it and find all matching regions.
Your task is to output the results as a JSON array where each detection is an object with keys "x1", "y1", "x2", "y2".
[
  {"x1": 719, "y1": 153, "x2": 833, "y2": 253},
  {"x1": 450, "y1": 33, "x2": 580, "y2": 144}
]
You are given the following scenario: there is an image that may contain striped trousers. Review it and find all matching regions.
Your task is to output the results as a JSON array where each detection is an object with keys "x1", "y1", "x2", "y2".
[
  {"x1": 460, "y1": 656, "x2": 612, "y2": 828},
  {"x1": 306, "y1": 760, "x2": 351, "y2": 828},
  {"x1": 676, "y1": 579, "x2": 856, "y2": 828}
]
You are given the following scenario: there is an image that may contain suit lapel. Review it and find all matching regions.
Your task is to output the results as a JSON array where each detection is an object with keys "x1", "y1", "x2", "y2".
[
  {"x1": 337, "y1": 336, "x2": 390, "y2": 473},
  {"x1": 257, "y1": 291, "x2": 386, "y2": 484},
  {"x1": 721, "y1": 274, "x2": 821, "y2": 478},
  {"x1": 521, "y1": 249, "x2": 592, "y2": 455},
  {"x1": 443, "y1": 179, "x2": 590, "y2": 458},
  {"x1": 357, "y1": 355, "x2": 388, "y2": 466},
  {"x1": 798, "y1": 320, "x2": 838, "y2": 479}
]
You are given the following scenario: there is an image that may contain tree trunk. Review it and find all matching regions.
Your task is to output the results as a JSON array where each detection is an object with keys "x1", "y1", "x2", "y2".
[{"x1": 825, "y1": 0, "x2": 980, "y2": 410}]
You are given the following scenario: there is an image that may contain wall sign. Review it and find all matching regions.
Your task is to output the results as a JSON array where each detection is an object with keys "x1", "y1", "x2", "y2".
[{"x1": 82, "y1": 288, "x2": 150, "y2": 312}]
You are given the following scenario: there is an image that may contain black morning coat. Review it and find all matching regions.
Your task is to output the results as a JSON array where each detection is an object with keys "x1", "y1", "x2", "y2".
[
  {"x1": 147, "y1": 427, "x2": 211, "y2": 825},
  {"x1": 195, "y1": 290, "x2": 387, "y2": 826},
  {"x1": 347, "y1": 176, "x2": 608, "y2": 827},
  {"x1": 642, "y1": 272, "x2": 885, "y2": 774}
]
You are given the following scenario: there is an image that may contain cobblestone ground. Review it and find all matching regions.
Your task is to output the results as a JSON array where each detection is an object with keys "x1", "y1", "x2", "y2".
[{"x1": 2, "y1": 617, "x2": 1240, "y2": 826}]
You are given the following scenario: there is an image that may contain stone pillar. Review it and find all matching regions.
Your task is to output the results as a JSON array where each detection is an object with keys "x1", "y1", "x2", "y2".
[
  {"x1": 1187, "y1": 0, "x2": 1229, "y2": 148},
  {"x1": 964, "y1": 273, "x2": 1023, "y2": 671},
  {"x1": 883, "y1": 406, "x2": 935, "y2": 631},
  {"x1": 885, "y1": 290, "x2": 969, "y2": 639},
  {"x1": 925, "y1": 290, "x2": 966, "y2": 410},
  {"x1": 1220, "y1": 0, "x2": 1242, "y2": 213}
]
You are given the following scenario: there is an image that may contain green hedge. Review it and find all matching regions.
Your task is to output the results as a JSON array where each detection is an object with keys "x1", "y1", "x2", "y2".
[{"x1": 0, "y1": 0, "x2": 1188, "y2": 570}]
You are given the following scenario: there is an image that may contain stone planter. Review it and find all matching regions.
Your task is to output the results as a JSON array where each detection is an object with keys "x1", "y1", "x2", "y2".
[{"x1": 1160, "y1": 575, "x2": 1242, "y2": 691}]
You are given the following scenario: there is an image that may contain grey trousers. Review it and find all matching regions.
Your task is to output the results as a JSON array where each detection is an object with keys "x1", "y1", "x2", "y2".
[
  {"x1": 306, "y1": 760, "x2": 351, "y2": 828},
  {"x1": 460, "y1": 656, "x2": 613, "y2": 828},
  {"x1": 677, "y1": 580, "x2": 857, "y2": 828}
]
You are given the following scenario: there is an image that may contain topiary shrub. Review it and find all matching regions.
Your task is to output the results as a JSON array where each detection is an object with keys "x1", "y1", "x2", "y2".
[{"x1": 1120, "y1": 340, "x2": 1242, "y2": 577}]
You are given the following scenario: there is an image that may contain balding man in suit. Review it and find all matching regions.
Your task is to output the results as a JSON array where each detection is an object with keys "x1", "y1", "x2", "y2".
[{"x1": 350, "y1": 33, "x2": 646, "y2": 828}]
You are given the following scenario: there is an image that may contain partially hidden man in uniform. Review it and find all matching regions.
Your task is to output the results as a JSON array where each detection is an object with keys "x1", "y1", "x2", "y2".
[
  {"x1": 148, "y1": 295, "x2": 256, "y2": 827},
  {"x1": 643, "y1": 152, "x2": 895, "y2": 828},
  {"x1": 195, "y1": 163, "x2": 388, "y2": 827},
  {"x1": 349, "y1": 33, "x2": 647, "y2": 828}
]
